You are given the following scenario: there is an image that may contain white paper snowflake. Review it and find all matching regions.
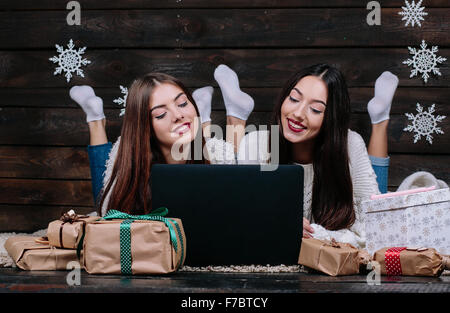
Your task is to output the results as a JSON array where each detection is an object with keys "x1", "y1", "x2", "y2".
[
  {"x1": 398, "y1": 0, "x2": 428, "y2": 27},
  {"x1": 403, "y1": 40, "x2": 447, "y2": 83},
  {"x1": 403, "y1": 103, "x2": 446, "y2": 144},
  {"x1": 49, "y1": 39, "x2": 91, "y2": 83},
  {"x1": 113, "y1": 85, "x2": 128, "y2": 117}
]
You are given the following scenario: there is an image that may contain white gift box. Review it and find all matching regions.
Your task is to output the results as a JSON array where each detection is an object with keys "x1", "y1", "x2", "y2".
[{"x1": 363, "y1": 188, "x2": 450, "y2": 256}]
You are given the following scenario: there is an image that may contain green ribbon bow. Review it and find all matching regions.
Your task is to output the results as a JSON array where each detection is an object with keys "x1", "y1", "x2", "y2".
[{"x1": 102, "y1": 208, "x2": 184, "y2": 275}]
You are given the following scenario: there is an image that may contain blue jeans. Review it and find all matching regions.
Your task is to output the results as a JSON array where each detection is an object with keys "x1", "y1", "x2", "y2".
[
  {"x1": 369, "y1": 155, "x2": 390, "y2": 194},
  {"x1": 87, "y1": 142, "x2": 112, "y2": 204},
  {"x1": 87, "y1": 143, "x2": 391, "y2": 203}
]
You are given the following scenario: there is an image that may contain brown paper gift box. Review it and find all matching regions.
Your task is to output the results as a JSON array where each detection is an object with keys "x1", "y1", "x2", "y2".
[
  {"x1": 47, "y1": 216, "x2": 100, "y2": 249},
  {"x1": 83, "y1": 218, "x2": 186, "y2": 275},
  {"x1": 298, "y1": 238, "x2": 360, "y2": 276},
  {"x1": 373, "y1": 247, "x2": 446, "y2": 277},
  {"x1": 4, "y1": 236, "x2": 81, "y2": 271}
]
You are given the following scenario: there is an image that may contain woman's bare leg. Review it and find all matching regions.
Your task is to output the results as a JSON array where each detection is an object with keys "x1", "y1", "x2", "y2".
[
  {"x1": 201, "y1": 117, "x2": 246, "y2": 153},
  {"x1": 194, "y1": 65, "x2": 254, "y2": 153},
  {"x1": 70, "y1": 85, "x2": 110, "y2": 203},
  {"x1": 193, "y1": 87, "x2": 214, "y2": 139},
  {"x1": 201, "y1": 118, "x2": 246, "y2": 154},
  {"x1": 368, "y1": 120, "x2": 390, "y2": 193},
  {"x1": 70, "y1": 85, "x2": 107, "y2": 145},
  {"x1": 226, "y1": 116, "x2": 246, "y2": 154},
  {"x1": 366, "y1": 72, "x2": 398, "y2": 193},
  {"x1": 214, "y1": 64, "x2": 254, "y2": 153},
  {"x1": 88, "y1": 119, "x2": 108, "y2": 146},
  {"x1": 202, "y1": 121, "x2": 211, "y2": 138},
  {"x1": 368, "y1": 120, "x2": 388, "y2": 158},
  {"x1": 367, "y1": 71, "x2": 398, "y2": 157},
  {"x1": 194, "y1": 86, "x2": 248, "y2": 152}
]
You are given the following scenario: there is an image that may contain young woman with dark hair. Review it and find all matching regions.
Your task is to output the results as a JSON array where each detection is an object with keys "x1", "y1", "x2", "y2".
[
  {"x1": 71, "y1": 69, "x2": 254, "y2": 217},
  {"x1": 237, "y1": 64, "x2": 398, "y2": 248}
]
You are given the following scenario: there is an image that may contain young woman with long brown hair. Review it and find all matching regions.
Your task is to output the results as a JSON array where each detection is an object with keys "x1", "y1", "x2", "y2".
[
  {"x1": 237, "y1": 64, "x2": 398, "y2": 248},
  {"x1": 71, "y1": 69, "x2": 254, "y2": 216}
]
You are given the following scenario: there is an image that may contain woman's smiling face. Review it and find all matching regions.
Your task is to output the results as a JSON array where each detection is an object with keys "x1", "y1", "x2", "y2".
[
  {"x1": 149, "y1": 82, "x2": 199, "y2": 150},
  {"x1": 280, "y1": 75, "x2": 327, "y2": 145}
]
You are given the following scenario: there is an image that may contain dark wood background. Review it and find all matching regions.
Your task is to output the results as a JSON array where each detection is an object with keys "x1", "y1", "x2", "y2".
[{"x1": 0, "y1": 1, "x2": 449, "y2": 232}]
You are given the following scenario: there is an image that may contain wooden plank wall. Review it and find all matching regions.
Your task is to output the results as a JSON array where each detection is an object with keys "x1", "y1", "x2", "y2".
[{"x1": 0, "y1": 1, "x2": 449, "y2": 232}]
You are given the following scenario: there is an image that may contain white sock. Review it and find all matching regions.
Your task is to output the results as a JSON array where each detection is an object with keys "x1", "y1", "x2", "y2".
[
  {"x1": 214, "y1": 64, "x2": 254, "y2": 121},
  {"x1": 367, "y1": 71, "x2": 399, "y2": 124},
  {"x1": 70, "y1": 85, "x2": 105, "y2": 122},
  {"x1": 192, "y1": 86, "x2": 214, "y2": 123}
]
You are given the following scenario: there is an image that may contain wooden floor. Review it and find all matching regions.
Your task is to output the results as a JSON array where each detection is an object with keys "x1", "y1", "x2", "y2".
[{"x1": 0, "y1": 268, "x2": 449, "y2": 293}]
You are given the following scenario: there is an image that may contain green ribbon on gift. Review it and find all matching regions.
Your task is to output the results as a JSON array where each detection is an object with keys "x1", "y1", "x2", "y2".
[{"x1": 102, "y1": 208, "x2": 184, "y2": 275}]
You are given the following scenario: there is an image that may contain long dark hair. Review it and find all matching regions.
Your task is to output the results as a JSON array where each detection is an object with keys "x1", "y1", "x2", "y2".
[
  {"x1": 97, "y1": 73, "x2": 209, "y2": 216},
  {"x1": 271, "y1": 64, "x2": 355, "y2": 230}
]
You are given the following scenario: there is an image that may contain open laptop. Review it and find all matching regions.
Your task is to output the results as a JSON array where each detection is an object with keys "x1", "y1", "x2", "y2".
[{"x1": 151, "y1": 164, "x2": 303, "y2": 266}]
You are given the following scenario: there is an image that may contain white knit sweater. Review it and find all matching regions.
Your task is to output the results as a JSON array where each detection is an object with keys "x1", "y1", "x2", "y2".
[
  {"x1": 237, "y1": 129, "x2": 380, "y2": 249},
  {"x1": 100, "y1": 136, "x2": 236, "y2": 216}
]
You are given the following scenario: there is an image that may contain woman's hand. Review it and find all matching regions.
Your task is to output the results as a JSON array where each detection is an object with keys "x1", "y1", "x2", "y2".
[{"x1": 303, "y1": 218, "x2": 314, "y2": 238}]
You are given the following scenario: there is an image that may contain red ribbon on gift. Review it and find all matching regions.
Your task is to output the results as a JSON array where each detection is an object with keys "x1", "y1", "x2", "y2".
[{"x1": 385, "y1": 247, "x2": 407, "y2": 276}]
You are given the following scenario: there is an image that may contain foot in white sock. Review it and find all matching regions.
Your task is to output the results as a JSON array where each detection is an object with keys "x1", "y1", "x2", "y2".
[
  {"x1": 367, "y1": 71, "x2": 399, "y2": 124},
  {"x1": 69, "y1": 85, "x2": 94, "y2": 105},
  {"x1": 70, "y1": 85, "x2": 105, "y2": 122},
  {"x1": 85, "y1": 96, "x2": 105, "y2": 122},
  {"x1": 214, "y1": 64, "x2": 254, "y2": 121},
  {"x1": 192, "y1": 86, "x2": 214, "y2": 124}
]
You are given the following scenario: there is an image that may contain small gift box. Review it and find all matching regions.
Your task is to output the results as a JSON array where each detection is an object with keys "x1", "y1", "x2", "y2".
[
  {"x1": 4, "y1": 236, "x2": 82, "y2": 271},
  {"x1": 83, "y1": 208, "x2": 186, "y2": 275},
  {"x1": 373, "y1": 247, "x2": 449, "y2": 277},
  {"x1": 363, "y1": 187, "x2": 450, "y2": 256},
  {"x1": 47, "y1": 210, "x2": 100, "y2": 249},
  {"x1": 298, "y1": 238, "x2": 362, "y2": 276}
]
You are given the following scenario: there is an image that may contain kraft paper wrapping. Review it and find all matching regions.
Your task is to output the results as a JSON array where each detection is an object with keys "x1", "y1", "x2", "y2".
[
  {"x1": 298, "y1": 238, "x2": 360, "y2": 276},
  {"x1": 4, "y1": 236, "x2": 81, "y2": 271},
  {"x1": 443, "y1": 255, "x2": 450, "y2": 270},
  {"x1": 373, "y1": 247, "x2": 445, "y2": 277},
  {"x1": 83, "y1": 218, "x2": 186, "y2": 275},
  {"x1": 47, "y1": 216, "x2": 100, "y2": 249}
]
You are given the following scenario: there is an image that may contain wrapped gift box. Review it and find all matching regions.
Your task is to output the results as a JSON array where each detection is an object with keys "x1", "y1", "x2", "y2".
[
  {"x1": 298, "y1": 238, "x2": 361, "y2": 276},
  {"x1": 363, "y1": 188, "x2": 450, "y2": 256},
  {"x1": 83, "y1": 209, "x2": 186, "y2": 275},
  {"x1": 373, "y1": 247, "x2": 446, "y2": 277},
  {"x1": 47, "y1": 215, "x2": 100, "y2": 249},
  {"x1": 4, "y1": 236, "x2": 81, "y2": 270}
]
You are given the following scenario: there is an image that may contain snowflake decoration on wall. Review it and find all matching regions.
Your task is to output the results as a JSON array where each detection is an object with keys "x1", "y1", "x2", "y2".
[
  {"x1": 403, "y1": 40, "x2": 447, "y2": 83},
  {"x1": 113, "y1": 85, "x2": 128, "y2": 117},
  {"x1": 49, "y1": 39, "x2": 91, "y2": 83},
  {"x1": 398, "y1": 0, "x2": 428, "y2": 27},
  {"x1": 403, "y1": 103, "x2": 446, "y2": 144}
]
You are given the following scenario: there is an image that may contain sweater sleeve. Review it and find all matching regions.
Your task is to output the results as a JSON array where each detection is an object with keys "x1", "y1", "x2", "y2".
[
  {"x1": 310, "y1": 130, "x2": 380, "y2": 249},
  {"x1": 237, "y1": 130, "x2": 270, "y2": 164},
  {"x1": 205, "y1": 137, "x2": 236, "y2": 164}
]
